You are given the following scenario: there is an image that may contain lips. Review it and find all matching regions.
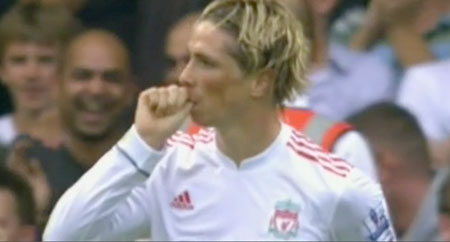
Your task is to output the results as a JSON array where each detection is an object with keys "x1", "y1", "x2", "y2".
[
  {"x1": 74, "y1": 98, "x2": 112, "y2": 125},
  {"x1": 79, "y1": 111, "x2": 107, "y2": 125},
  {"x1": 22, "y1": 86, "x2": 47, "y2": 100}
]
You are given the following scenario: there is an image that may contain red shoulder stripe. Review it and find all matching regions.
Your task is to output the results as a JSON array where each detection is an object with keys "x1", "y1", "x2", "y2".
[
  {"x1": 289, "y1": 137, "x2": 352, "y2": 172},
  {"x1": 287, "y1": 142, "x2": 348, "y2": 177}
]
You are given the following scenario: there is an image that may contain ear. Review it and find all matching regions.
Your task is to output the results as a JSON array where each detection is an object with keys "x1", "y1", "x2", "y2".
[
  {"x1": 250, "y1": 69, "x2": 275, "y2": 99},
  {"x1": 17, "y1": 225, "x2": 36, "y2": 241},
  {"x1": 375, "y1": 150, "x2": 400, "y2": 184}
]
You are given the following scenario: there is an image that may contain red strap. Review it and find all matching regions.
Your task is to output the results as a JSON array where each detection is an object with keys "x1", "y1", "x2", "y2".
[
  {"x1": 186, "y1": 123, "x2": 202, "y2": 135},
  {"x1": 281, "y1": 109, "x2": 315, "y2": 131},
  {"x1": 321, "y1": 123, "x2": 353, "y2": 152}
]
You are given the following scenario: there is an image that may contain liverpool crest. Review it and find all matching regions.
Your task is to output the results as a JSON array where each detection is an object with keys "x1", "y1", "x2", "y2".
[{"x1": 269, "y1": 200, "x2": 300, "y2": 240}]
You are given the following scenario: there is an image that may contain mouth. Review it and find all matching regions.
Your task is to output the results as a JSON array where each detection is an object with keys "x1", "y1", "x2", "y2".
[
  {"x1": 22, "y1": 86, "x2": 47, "y2": 99},
  {"x1": 75, "y1": 99, "x2": 111, "y2": 125}
]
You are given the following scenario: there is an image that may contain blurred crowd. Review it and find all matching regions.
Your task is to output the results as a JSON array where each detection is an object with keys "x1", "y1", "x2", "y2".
[{"x1": 0, "y1": 0, "x2": 449, "y2": 241}]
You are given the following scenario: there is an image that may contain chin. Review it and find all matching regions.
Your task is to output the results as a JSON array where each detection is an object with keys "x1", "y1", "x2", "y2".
[{"x1": 191, "y1": 113, "x2": 218, "y2": 128}]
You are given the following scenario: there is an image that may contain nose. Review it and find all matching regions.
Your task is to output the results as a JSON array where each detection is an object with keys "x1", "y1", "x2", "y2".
[
  {"x1": 87, "y1": 76, "x2": 106, "y2": 96},
  {"x1": 23, "y1": 61, "x2": 40, "y2": 81},
  {"x1": 178, "y1": 60, "x2": 193, "y2": 87}
]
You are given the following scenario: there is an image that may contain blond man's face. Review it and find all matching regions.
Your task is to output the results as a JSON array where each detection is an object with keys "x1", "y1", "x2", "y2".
[{"x1": 0, "y1": 41, "x2": 60, "y2": 113}]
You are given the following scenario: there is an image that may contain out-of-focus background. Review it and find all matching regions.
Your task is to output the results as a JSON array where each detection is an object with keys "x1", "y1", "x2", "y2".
[{"x1": 0, "y1": 0, "x2": 449, "y2": 241}]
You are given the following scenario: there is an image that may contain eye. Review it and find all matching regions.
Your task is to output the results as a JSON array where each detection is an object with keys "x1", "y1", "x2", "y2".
[
  {"x1": 103, "y1": 71, "x2": 124, "y2": 84},
  {"x1": 8, "y1": 56, "x2": 26, "y2": 65},
  {"x1": 71, "y1": 69, "x2": 92, "y2": 82},
  {"x1": 197, "y1": 56, "x2": 216, "y2": 68}
]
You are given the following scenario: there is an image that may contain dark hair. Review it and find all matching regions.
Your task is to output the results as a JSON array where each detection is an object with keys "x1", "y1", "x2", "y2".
[
  {"x1": 348, "y1": 102, "x2": 432, "y2": 176},
  {"x1": 0, "y1": 1, "x2": 82, "y2": 62},
  {"x1": 0, "y1": 168, "x2": 36, "y2": 225}
]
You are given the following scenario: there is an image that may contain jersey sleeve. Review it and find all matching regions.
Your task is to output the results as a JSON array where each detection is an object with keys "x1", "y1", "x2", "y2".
[
  {"x1": 44, "y1": 126, "x2": 166, "y2": 241},
  {"x1": 332, "y1": 131, "x2": 379, "y2": 182},
  {"x1": 330, "y1": 169, "x2": 396, "y2": 241}
]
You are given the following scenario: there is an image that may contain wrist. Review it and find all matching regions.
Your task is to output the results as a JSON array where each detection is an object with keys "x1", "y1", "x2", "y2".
[{"x1": 134, "y1": 126, "x2": 168, "y2": 151}]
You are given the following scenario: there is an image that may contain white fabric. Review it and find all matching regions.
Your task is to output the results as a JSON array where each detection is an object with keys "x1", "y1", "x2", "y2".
[
  {"x1": 44, "y1": 124, "x2": 395, "y2": 241},
  {"x1": 397, "y1": 59, "x2": 450, "y2": 141},
  {"x1": 305, "y1": 44, "x2": 396, "y2": 121},
  {"x1": 333, "y1": 131, "x2": 379, "y2": 182},
  {"x1": 0, "y1": 114, "x2": 17, "y2": 146}
]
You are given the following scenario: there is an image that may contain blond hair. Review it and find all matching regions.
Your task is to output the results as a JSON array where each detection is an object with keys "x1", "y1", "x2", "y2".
[
  {"x1": 199, "y1": 0, "x2": 310, "y2": 105},
  {"x1": 0, "y1": 1, "x2": 82, "y2": 61}
]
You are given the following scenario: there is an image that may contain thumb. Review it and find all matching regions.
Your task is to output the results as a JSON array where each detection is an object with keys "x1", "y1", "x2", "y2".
[
  {"x1": 30, "y1": 159, "x2": 44, "y2": 176},
  {"x1": 167, "y1": 101, "x2": 193, "y2": 131},
  {"x1": 179, "y1": 102, "x2": 193, "y2": 118}
]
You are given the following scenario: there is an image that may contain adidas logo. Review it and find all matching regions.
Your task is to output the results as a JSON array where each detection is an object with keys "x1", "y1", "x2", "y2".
[{"x1": 171, "y1": 191, "x2": 194, "y2": 210}]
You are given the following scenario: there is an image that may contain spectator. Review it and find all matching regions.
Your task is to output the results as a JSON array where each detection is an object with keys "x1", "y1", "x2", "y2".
[
  {"x1": 163, "y1": 11, "x2": 200, "y2": 85},
  {"x1": 7, "y1": 30, "x2": 135, "y2": 222},
  {"x1": 281, "y1": 0, "x2": 395, "y2": 121},
  {"x1": 397, "y1": 58, "x2": 450, "y2": 168},
  {"x1": 350, "y1": 0, "x2": 450, "y2": 69},
  {"x1": 0, "y1": 168, "x2": 36, "y2": 241},
  {"x1": 348, "y1": 103, "x2": 439, "y2": 240},
  {"x1": 136, "y1": 0, "x2": 211, "y2": 88},
  {"x1": 0, "y1": 2, "x2": 81, "y2": 147}
]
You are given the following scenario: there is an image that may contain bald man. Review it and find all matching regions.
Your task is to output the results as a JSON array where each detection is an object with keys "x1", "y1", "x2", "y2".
[
  {"x1": 6, "y1": 30, "x2": 135, "y2": 223},
  {"x1": 163, "y1": 12, "x2": 200, "y2": 85}
]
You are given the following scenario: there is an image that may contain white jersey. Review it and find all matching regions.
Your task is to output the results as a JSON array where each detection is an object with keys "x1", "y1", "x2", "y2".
[
  {"x1": 44, "y1": 123, "x2": 395, "y2": 241},
  {"x1": 0, "y1": 114, "x2": 17, "y2": 146}
]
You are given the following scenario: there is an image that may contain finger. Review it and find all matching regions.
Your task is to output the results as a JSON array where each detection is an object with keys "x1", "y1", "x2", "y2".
[
  {"x1": 175, "y1": 86, "x2": 189, "y2": 109},
  {"x1": 145, "y1": 88, "x2": 159, "y2": 112},
  {"x1": 167, "y1": 85, "x2": 178, "y2": 108},
  {"x1": 155, "y1": 88, "x2": 168, "y2": 116},
  {"x1": 178, "y1": 101, "x2": 193, "y2": 118},
  {"x1": 7, "y1": 149, "x2": 30, "y2": 174},
  {"x1": 30, "y1": 159, "x2": 44, "y2": 176}
]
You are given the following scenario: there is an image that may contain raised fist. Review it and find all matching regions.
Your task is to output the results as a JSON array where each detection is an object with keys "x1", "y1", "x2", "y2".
[{"x1": 134, "y1": 85, "x2": 192, "y2": 150}]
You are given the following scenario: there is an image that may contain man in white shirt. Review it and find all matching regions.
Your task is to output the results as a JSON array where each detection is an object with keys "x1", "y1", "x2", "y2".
[
  {"x1": 397, "y1": 59, "x2": 450, "y2": 168},
  {"x1": 164, "y1": 9, "x2": 379, "y2": 181},
  {"x1": 44, "y1": 0, "x2": 395, "y2": 240}
]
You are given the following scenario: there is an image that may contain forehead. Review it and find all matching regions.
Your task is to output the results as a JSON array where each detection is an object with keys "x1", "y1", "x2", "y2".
[
  {"x1": 189, "y1": 21, "x2": 237, "y2": 58},
  {"x1": 65, "y1": 40, "x2": 127, "y2": 70},
  {"x1": 3, "y1": 41, "x2": 59, "y2": 55},
  {"x1": 166, "y1": 25, "x2": 192, "y2": 57}
]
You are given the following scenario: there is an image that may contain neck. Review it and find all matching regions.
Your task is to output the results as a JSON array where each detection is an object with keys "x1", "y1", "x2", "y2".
[
  {"x1": 388, "y1": 176, "x2": 430, "y2": 237},
  {"x1": 64, "y1": 130, "x2": 122, "y2": 168},
  {"x1": 215, "y1": 105, "x2": 281, "y2": 166},
  {"x1": 310, "y1": 15, "x2": 329, "y2": 71},
  {"x1": 13, "y1": 108, "x2": 46, "y2": 134}
]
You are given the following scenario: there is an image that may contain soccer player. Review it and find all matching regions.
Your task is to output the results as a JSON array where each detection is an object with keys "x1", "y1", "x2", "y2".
[
  {"x1": 44, "y1": 0, "x2": 395, "y2": 240},
  {"x1": 164, "y1": 10, "x2": 379, "y2": 181}
]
